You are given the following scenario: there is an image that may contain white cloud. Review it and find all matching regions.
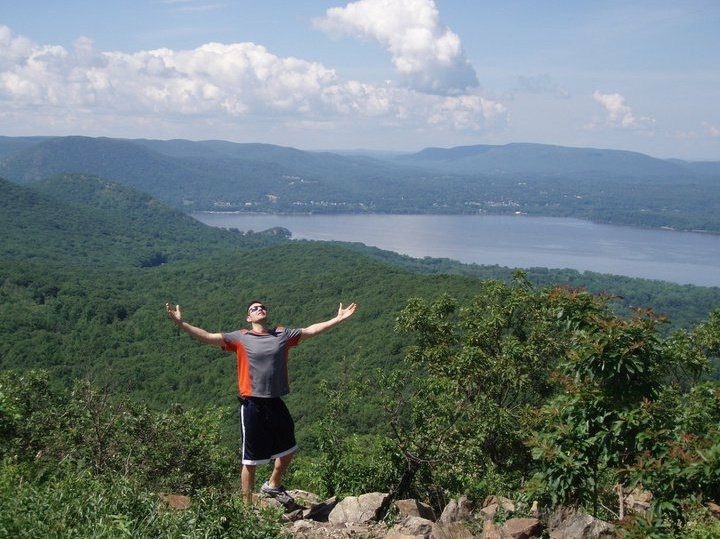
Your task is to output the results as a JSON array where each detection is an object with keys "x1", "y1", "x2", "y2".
[
  {"x1": 0, "y1": 25, "x2": 504, "y2": 137},
  {"x1": 428, "y1": 95, "x2": 506, "y2": 130},
  {"x1": 591, "y1": 91, "x2": 655, "y2": 130},
  {"x1": 702, "y1": 122, "x2": 720, "y2": 138},
  {"x1": 314, "y1": 0, "x2": 478, "y2": 95}
]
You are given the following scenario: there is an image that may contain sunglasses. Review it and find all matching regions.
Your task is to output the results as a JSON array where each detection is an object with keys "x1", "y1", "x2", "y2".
[{"x1": 248, "y1": 304, "x2": 266, "y2": 313}]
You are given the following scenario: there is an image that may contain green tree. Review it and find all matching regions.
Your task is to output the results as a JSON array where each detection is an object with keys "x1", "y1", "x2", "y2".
[
  {"x1": 529, "y1": 300, "x2": 713, "y2": 522},
  {"x1": 381, "y1": 274, "x2": 577, "y2": 505}
]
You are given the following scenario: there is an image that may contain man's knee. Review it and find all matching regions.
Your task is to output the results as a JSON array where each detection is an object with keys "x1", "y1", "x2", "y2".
[{"x1": 279, "y1": 452, "x2": 295, "y2": 463}]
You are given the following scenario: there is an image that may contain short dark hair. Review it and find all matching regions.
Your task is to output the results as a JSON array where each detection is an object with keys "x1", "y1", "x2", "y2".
[{"x1": 246, "y1": 299, "x2": 265, "y2": 313}]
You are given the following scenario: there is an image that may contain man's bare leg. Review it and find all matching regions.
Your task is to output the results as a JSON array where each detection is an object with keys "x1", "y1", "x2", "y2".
[
  {"x1": 242, "y1": 464, "x2": 256, "y2": 504},
  {"x1": 268, "y1": 451, "x2": 295, "y2": 488}
]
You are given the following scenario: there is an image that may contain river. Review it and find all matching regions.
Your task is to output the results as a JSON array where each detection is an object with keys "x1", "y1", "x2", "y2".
[{"x1": 192, "y1": 213, "x2": 720, "y2": 288}]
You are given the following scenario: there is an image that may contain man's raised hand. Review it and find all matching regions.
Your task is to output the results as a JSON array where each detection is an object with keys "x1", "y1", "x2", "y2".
[
  {"x1": 337, "y1": 302, "x2": 357, "y2": 321},
  {"x1": 166, "y1": 302, "x2": 182, "y2": 325}
]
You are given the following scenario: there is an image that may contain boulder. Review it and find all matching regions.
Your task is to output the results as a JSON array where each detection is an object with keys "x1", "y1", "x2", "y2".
[
  {"x1": 387, "y1": 516, "x2": 434, "y2": 539},
  {"x1": 501, "y1": 518, "x2": 543, "y2": 538},
  {"x1": 481, "y1": 521, "x2": 502, "y2": 539},
  {"x1": 480, "y1": 496, "x2": 515, "y2": 521},
  {"x1": 548, "y1": 511, "x2": 614, "y2": 539},
  {"x1": 328, "y1": 492, "x2": 389, "y2": 525},
  {"x1": 259, "y1": 495, "x2": 298, "y2": 512},
  {"x1": 432, "y1": 520, "x2": 476, "y2": 539},
  {"x1": 481, "y1": 518, "x2": 542, "y2": 539},
  {"x1": 303, "y1": 496, "x2": 338, "y2": 522},
  {"x1": 395, "y1": 499, "x2": 437, "y2": 521},
  {"x1": 282, "y1": 508, "x2": 305, "y2": 522},
  {"x1": 288, "y1": 489, "x2": 321, "y2": 506},
  {"x1": 439, "y1": 496, "x2": 474, "y2": 523}
]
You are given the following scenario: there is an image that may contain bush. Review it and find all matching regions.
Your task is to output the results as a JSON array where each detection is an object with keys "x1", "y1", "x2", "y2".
[
  {"x1": 0, "y1": 370, "x2": 238, "y2": 493},
  {"x1": 0, "y1": 460, "x2": 287, "y2": 538},
  {"x1": 0, "y1": 370, "x2": 287, "y2": 537}
]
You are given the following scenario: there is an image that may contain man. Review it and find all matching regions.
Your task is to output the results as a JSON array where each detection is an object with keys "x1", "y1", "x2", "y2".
[{"x1": 165, "y1": 299, "x2": 357, "y2": 505}]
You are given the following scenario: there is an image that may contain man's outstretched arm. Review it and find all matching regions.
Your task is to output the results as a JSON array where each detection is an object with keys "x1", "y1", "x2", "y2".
[
  {"x1": 300, "y1": 302, "x2": 357, "y2": 341},
  {"x1": 165, "y1": 303, "x2": 225, "y2": 347}
]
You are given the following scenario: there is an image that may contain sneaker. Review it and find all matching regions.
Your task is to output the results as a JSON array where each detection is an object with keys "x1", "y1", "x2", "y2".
[{"x1": 260, "y1": 481, "x2": 295, "y2": 507}]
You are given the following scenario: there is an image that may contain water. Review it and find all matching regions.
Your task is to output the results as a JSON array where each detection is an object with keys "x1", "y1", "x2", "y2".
[{"x1": 192, "y1": 213, "x2": 720, "y2": 287}]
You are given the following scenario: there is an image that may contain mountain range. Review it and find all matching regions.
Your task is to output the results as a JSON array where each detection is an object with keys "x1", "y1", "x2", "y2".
[
  {"x1": 0, "y1": 135, "x2": 718, "y2": 231},
  {"x1": 401, "y1": 142, "x2": 706, "y2": 182}
]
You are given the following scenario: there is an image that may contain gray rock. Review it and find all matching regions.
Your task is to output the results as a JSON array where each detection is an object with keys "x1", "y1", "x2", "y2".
[
  {"x1": 480, "y1": 496, "x2": 515, "y2": 521},
  {"x1": 395, "y1": 499, "x2": 437, "y2": 522},
  {"x1": 282, "y1": 508, "x2": 305, "y2": 522},
  {"x1": 288, "y1": 489, "x2": 322, "y2": 506},
  {"x1": 431, "y1": 520, "x2": 476, "y2": 539},
  {"x1": 501, "y1": 518, "x2": 543, "y2": 539},
  {"x1": 549, "y1": 511, "x2": 614, "y2": 539},
  {"x1": 290, "y1": 520, "x2": 316, "y2": 536},
  {"x1": 259, "y1": 496, "x2": 289, "y2": 512},
  {"x1": 481, "y1": 520, "x2": 502, "y2": 539},
  {"x1": 387, "y1": 516, "x2": 434, "y2": 538},
  {"x1": 439, "y1": 496, "x2": 474, "y2": 523},
  {"x1": 289, "y1": 520, "x2": 381, "y2": 538},
  {"x1": 303, "y1": 496, "x2": 338, "y2": 522},
  {"x1": 328, "y1": 492, "x2": 389, "y2": 525}
]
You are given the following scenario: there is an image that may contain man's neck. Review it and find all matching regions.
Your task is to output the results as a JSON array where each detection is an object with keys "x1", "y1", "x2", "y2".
[{"x1": 251, "y1": 322, "x2": 269, "y2": 333}]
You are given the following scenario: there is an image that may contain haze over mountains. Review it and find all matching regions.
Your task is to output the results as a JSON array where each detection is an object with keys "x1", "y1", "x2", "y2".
[
  {"x1": 1, "y1": 135, "x2": 718, "y2": 231},
  {"x1": 403, "y1": 143, "x2": 706, "y2": 182}
]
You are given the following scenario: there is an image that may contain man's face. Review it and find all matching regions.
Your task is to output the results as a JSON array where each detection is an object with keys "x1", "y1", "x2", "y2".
[{"x1": 246, "y1": 302, "x2": 267, "y2": 323}]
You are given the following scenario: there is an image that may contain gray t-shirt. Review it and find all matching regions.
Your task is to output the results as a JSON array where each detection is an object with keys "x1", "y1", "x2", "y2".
[{"x1": 222, "y1": 327, "x2": 302, "y2": 398}]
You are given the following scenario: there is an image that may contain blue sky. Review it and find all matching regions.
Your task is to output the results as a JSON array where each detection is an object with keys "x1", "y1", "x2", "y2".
[{"x1": 1, "y1": 0, "x2": 718, "y2": 158}]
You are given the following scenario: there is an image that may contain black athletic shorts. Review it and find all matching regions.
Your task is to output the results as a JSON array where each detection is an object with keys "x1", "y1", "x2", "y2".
[{"x1": 239, "y1": 396, "x2": 297, "y2": 465}]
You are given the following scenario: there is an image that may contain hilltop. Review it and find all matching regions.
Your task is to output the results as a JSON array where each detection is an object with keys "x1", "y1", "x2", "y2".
[{"x1": 399, "y1": 142, "x2": 698, "y2": 182}]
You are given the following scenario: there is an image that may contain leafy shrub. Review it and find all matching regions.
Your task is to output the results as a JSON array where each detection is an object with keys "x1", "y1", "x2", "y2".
[
  {"x1": 529, "y1": 299, "x2": 718, "y2": 523},
  {"x1": 0, "y1": 461, "x2": 287, "y2": 538},
  {"x1": 0, "y1": 370, "x2": 238, "y2": 493},
  {"x1": 0, "y1": 370, "x2": 287, "y2": 537}
]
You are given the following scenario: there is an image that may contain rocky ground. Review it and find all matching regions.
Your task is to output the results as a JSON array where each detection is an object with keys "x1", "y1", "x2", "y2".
[
  {"x1": 252, "y1": 490, "x2": 613, "y2": 538},
  {"x1": 159, "y1": 486, "x2": 720, "y2": 537}
]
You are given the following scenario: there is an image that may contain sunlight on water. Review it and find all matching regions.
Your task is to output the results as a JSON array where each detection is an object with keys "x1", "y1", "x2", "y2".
[{"x1": 193, "y1": 213, "x2": 720, "y2": 287}]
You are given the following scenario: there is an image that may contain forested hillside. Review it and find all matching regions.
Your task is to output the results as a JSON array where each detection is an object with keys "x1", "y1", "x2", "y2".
[
  {"x1": 2, "y1": 174, "x2": 719, "y2": 413},
  {"x1": 0, "y1": 175, "x2": 471, "y2": 418},
  {"x1": 2, "y1": 173, "x2": 719, "y2": 536},
  {"x1": 2, "y1": 174, "x2": 719, "y2": 412},
  {"x1": 1, "y1": 135, "x2": 719, "y2": 231}
]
